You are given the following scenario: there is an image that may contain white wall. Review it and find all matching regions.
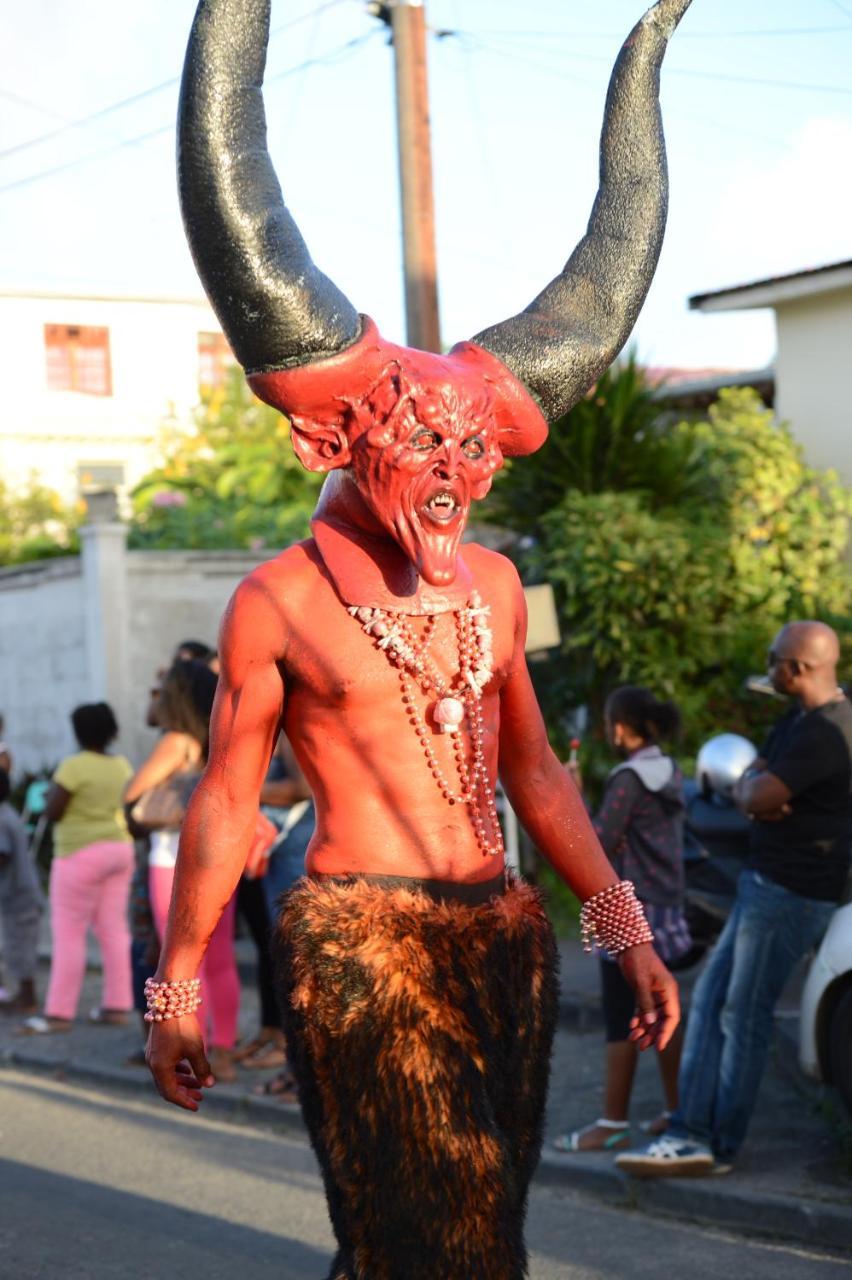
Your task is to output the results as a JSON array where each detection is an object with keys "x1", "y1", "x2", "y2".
[
  {"x1": 0, "y1": 291, "x2": 223, "y2": 506},
  {"x1": 774, "y1": 286, "x2": 852, "y2": 483},
  {"x1": 0, "y1": 527, "x2": 264, "y2": 777},
  {"x1": 0, "y1": 558, "x2": 88, "y2": 773}
]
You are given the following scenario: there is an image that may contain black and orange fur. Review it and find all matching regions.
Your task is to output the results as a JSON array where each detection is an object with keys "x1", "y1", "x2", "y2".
[{"x1": 273, "y1": 875, "x2": 559, "y2": 1280}]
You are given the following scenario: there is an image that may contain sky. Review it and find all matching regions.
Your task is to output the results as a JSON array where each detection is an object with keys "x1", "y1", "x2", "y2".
[{"x1": 2, "y1": 0, "x2": 852, "y2": 371}]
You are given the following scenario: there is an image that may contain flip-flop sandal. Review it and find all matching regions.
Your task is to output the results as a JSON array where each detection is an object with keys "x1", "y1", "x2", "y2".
[
  {"x1": 240, "y1": 1043, "x2": 287, "y2": 1071},
  {"x1": 252, "y1": 1069, "x2": 299, "y2": 1104},
  {"x1": 17, "y1": 1015, "x2": 73, "y2": 1036},
  {"x1": 89, "y1": 1008, "x2": 130, "y2": 1026},
  {"x1": 640, "y1": 1110, "x2": 672, "y2": 1135},
  {"x1": 553, "y1": 1120, "x2": 631, "y2": 1153},
  {"x1": 232, "y1": 1034, "x2": 273, "y2": 1063}
]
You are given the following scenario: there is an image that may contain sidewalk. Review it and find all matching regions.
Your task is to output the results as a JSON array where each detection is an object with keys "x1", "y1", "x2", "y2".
[{"x1": 4, "y1": 934, "x2": 851, "y2": 1253}]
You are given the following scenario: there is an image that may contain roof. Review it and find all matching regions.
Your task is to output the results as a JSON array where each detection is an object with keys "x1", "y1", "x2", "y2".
[
  {"x1": 689, "y1": 259, "x2": 852, "y2": 313},
  {"x1": 650, "y1": 366, "x2": 775, "y2": 410}
]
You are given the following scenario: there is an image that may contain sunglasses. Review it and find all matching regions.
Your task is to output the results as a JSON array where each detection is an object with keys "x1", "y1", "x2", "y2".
[{"x1": 767, "y1": 650, "x2": 803, "y2": 673}]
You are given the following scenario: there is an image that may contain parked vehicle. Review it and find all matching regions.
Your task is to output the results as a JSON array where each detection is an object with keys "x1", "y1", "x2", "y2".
[{"x1": 799, "y1": 888, "x2": 852, "y2": 1114}]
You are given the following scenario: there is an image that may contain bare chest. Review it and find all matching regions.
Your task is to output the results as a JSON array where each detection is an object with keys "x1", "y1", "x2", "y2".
[{"x1": 282, "y1": 596, "x2": 512, "y2": 717}]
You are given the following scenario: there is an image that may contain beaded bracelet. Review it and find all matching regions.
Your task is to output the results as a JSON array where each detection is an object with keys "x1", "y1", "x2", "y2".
[
  {"x1": 580, "y1": 881, "x2": 654, "y2": 957},
  {"x1": 144, "y1": 977, "x2": 202, "y2": 1023}
]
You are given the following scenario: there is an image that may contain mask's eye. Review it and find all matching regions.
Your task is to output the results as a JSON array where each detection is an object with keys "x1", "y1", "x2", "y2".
[
  {"x1": 411, "y1": 428, "x2": 440, "y2": 451},
  {"x1": 463, "y1": 435, "x2": 485, "y2": 459}
]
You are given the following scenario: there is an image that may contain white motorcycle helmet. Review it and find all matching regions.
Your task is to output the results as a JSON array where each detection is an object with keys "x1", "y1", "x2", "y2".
[{"x1": 695, "y1": 733, "x2": 758, "y2": 799}]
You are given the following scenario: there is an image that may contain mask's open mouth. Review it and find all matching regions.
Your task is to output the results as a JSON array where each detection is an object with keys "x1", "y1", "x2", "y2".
[{"x1": 421, "y1": 488, "x2": 462, "y2": 526}]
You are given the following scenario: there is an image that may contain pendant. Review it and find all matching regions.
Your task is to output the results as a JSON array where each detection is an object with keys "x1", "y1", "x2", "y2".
[{"x1": 433, "y1": 696, "x2": 465, "y2": 733}]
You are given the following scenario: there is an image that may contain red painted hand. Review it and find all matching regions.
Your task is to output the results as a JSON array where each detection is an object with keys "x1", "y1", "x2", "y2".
[
  {"x1": 618, "y1": 942, "x2": 681, "y2": 1051},
  {"x1": 146, "y1": 1014, "x2": 215, "y2": 1112}
]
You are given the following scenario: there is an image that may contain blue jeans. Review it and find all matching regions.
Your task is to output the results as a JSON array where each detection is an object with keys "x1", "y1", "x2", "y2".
[
  {"x1": 669, "y1": 868, "x2": 834, "y2": 1159},
  {"x1": 262, "y1": 801, "x2": 315, "y2": 922}
]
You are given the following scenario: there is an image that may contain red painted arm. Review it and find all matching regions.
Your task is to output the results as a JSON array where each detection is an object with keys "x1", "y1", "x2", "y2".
[
  {"x1": 497, "y1": 585, "x2": 618, "y2": 902},
  {"x1": 147, "y1": 571, "x2": 285, "y2": 1109},
  {"x1": 498, "y1": 574, "x2": 679, "y2": 1050}
]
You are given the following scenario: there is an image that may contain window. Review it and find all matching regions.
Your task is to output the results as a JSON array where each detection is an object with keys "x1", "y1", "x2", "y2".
[
  {"x1": 198, "y1": 330, "x2": 235, "y2": 393},
  {"x1": 44, "y1": 324, "x2": 112, "y2": 396}
]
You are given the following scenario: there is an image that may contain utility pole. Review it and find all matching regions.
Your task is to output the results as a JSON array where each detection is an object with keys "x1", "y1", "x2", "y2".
[{"x1": 370, "y1": 0, "x2": 441, "y2": 352}]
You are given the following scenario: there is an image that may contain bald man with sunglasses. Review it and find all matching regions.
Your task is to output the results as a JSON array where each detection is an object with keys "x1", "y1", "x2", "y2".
[{"x1": 618, "y1": 620, "x2": 850, "y2": 1178}]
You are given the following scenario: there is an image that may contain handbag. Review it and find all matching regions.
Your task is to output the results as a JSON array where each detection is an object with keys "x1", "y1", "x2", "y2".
[
  {"x1": 243, "y1": 811, "x2": 280, "y2": 880},
  {"x1": 130, "y1": 772, "x2": 198, "y2": 831}
]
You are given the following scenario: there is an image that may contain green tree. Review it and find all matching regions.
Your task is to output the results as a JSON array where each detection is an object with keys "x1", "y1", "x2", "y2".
[
  {"x1": 484, "y1": 351, "x2": 712, "y2": 536},
  {"x1": 484, "y1": 380, "x2": 852, "y2": 759},
  {"x1": 0, "y1": 476, "x2": 82, "y2": 566},
  {"x1": 129, "y1": 367, "x2": 322, "y2": 553}
]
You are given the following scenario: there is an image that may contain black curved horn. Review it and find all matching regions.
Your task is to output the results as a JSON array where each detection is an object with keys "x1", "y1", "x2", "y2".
[
  {"x1": 472, "y1": 0, "x2": 693, "y2": 422},
  {"x1": 178, "y1": 0, "x2": 360, "y2": 373}
]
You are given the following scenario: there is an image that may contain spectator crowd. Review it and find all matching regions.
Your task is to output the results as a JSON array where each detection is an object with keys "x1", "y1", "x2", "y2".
[{"x1": 0, "y1": 638, "x2": 312, "y2": 1102}]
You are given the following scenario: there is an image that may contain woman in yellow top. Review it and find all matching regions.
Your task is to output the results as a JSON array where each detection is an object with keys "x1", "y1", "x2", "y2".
[{"x1": 22, "y1": 703, "x2": 133, "y2": 1032}]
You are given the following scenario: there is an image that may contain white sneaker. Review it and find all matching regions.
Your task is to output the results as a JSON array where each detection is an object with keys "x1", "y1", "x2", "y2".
[{"x1": 615, "y1": 1135, "x2": 715, "y2": 1177}]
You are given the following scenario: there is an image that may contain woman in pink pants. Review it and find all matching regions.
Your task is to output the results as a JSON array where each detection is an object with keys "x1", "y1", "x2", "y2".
[
  {"x1": 125, "y1": 659, "x2": 240, "y2": 1081},
  {"x1": 22, "y1": 703, "x2": 134, "y2": 1032}
]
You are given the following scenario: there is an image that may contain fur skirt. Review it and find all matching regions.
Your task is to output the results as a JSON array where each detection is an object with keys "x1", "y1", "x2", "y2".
[{"x1": 273, "y1": 874, "x2": 559, "y2": 1280}]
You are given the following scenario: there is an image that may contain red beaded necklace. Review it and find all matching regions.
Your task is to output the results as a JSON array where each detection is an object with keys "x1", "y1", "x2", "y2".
[{"x1": 348, "y1": 593, "x2": 504, "y2": 858}]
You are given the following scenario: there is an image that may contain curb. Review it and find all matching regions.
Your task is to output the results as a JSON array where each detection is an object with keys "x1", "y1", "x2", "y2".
[
  {"x1": 5, "y1": 1048, "x2": 851, "y2": 1252},
  {"x1": 538, "y1": 1150, "x2": 852, "y2": 1252},
  {"x1": 1, "y1": 1044, "x2": 306, "y2": 1137}
]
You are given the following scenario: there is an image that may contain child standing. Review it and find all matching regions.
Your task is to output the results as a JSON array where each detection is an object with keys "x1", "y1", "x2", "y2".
[{"x1": 555, "y1": 685, "x2": 690, "y2": 1152}]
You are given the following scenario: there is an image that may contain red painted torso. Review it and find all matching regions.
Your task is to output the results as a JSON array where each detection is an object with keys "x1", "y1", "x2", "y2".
[{"x1": 251, "y1": 538, "x2": 517, "y2": 883}]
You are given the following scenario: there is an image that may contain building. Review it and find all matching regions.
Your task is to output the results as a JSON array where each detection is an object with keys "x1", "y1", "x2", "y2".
[
  {"x1": 690, "y1": 259, "x2": 852, "y2": 482},
  {"x1": 0, "y1": 288, "x2": 235, "y2": 505}
]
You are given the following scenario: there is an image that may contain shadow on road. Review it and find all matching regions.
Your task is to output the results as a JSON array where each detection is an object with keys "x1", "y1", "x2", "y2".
[{"x1": 0, "y1": 1157, "x2": 333, "y2": 1279}]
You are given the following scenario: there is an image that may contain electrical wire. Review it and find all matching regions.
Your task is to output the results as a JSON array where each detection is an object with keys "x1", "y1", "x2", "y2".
[
  {"x1": 454, "y1": 24, "x2": 852, "y2": 41},
  {"x1": 457, "y1": 37, "x2": 794, "y2": 154},
  {"x1": 0, "y1": 0, "x2": 350, "y2": 165},
  {"x1": 462, "y1": 33, "x2": 852, "y2": 98},
  {"x1": 0, "y1": 27, "x2": 381, "y2": 199}
]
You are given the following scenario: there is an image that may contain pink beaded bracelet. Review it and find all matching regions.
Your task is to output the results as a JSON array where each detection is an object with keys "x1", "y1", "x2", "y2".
[
  {"x1": 144, "y1": 976, "x2": 202, "y2": 1023},
  {"x1": 580, "y1": 881, "x2": 654, "y2": 957}
]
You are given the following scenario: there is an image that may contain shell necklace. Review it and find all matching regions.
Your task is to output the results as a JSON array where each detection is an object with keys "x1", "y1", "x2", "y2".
[{"x1": 348, "y1": 591, "x2": 504, "y2": 858}]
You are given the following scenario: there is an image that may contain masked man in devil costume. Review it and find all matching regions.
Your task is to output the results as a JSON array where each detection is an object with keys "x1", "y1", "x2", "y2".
[{"x1": 148, "y1": 2, "x2": 693, "y2": 1275}]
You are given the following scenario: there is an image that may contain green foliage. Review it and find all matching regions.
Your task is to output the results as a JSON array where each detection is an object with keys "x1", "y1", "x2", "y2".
[
  {"x1": 0, "y1": 476, "x2": 82, "y2": 566},
  {"x1": 483, "y1": 372, "x2": 852, "y2": 785},
  {"x1": 485, "y1": 351, "x2": 712, "y2": 534},
  {"x1": 129, "y1": 367, "x2": 322, "y2": 553}
]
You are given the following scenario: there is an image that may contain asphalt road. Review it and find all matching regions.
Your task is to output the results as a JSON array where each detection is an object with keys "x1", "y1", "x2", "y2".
[{"x1": 1, "y1": 1069, "x2": 848, "y2": 1280}]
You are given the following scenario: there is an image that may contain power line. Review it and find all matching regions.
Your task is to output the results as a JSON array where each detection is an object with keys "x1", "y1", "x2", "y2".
[
  {"x1": 0, "y1": 28, "x2": 381, "y2": 199},
  {"x1": 463, "y1": 34, "x2": 852, "y2": 98},
  {"x1": 0, "y1": 0, "x2": 350, "y2": 166},
  {"x1": 451, "y1": 24, "x2": 852, "y2": 41},
  {"x1": 826, "y1": 0, "x2": 852, "y2": 21},
  {"x1": 456, "y1": 38, "x2": 793, "y2": 154}
]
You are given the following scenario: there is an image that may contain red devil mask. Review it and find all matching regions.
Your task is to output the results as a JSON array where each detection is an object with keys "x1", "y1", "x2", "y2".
[{"x1": 248, "y1": 318, "x2": 547, "y2": 588}]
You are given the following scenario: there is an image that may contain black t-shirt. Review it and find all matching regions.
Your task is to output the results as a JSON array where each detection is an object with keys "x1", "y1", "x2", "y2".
[{"x1": 751, "y1": 697, "x2": 852, "y2": 902}]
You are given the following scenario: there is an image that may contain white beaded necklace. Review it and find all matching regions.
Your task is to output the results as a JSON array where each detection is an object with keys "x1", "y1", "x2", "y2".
[{"x1": 348, "y1": 591, "x2": 504, "y2": 858}]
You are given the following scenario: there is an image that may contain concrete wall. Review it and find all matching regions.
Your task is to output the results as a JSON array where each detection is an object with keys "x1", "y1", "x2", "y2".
[
  {"x1": 0, "y1": 557, "x2": 88, "y2": 772},
  {"x1": 0, "y1": 521, "x2": 263, "y2": 776},
  {"x1": 774, "y1": 286, "x2": 852, "y2": 483}
]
